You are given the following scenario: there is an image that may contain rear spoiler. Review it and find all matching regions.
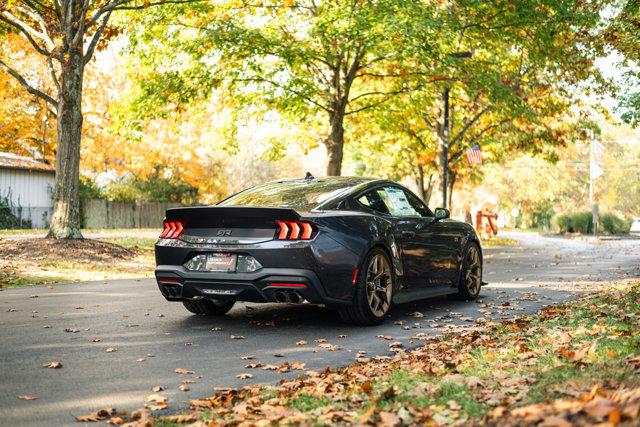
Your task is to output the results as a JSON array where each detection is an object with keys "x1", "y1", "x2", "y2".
[{"x1": 165, "y1": 206, "x2": 301, "y2": 221}]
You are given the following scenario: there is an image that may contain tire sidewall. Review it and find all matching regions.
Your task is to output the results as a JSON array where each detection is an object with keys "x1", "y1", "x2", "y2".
[
  {"x1": 458, "y1": 243, "x2": 482, "y2": 300},
  {"x1": 356, "y1": 248, "x2": 394, "y2": 322}
]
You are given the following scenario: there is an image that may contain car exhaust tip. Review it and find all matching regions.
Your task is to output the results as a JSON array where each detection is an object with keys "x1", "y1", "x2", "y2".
[
  {"x1": 274, "y1": 291, "x2": 289, "y2": 303},
  {"x1": 287, "y1": 291, "x2": 304, "y2": 304}
]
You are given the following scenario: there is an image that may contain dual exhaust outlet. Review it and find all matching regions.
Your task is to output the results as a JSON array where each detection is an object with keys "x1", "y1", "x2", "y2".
[{"x1": 273, "y1": 290, "x2": 304, "y2": 304}]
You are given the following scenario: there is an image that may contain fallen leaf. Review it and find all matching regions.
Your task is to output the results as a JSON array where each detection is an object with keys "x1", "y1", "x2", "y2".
[
  {"x1": 44, "y1": 361, "x2": 62, "y2": 369},
  {"x1": 175, "y1": 368, "x2": 195, "y2": 375},
  {"x1": 360, "y1": 382, "x2": 372, "y2": 394},
  {"x1": 291, "y1": 362, "x2": 306, "y2": 370},
  {"x1": 245, "y1": 362, "x2": 264, "y2": 369},
  {"x1": 240, "y1": 355, "x2": 255, "y2": 360},
  {"x1": 74, "y1": 408, "x2": 115, "y2": 422},
  {"x1": 105, "y1": 347, "x2": 117, "y2": 353},
  {"x1": 296, "y1": 340, "x2": 308, "y2": 345},
  {"x1": 583, "y1": 396, "x2": 618, "y2": 419},
  {"x1": 236, "y1": 373, "x2": 253, "y2": 379},
  {"x1": 160, "y1": 414, "x2": 197, "y2": 423},
  {"x1": 18, "y1": 395, "x2": 38, "y2": 400},
  {"x1": 106, "y1": 417, "x2": 125, "y2": 425}
]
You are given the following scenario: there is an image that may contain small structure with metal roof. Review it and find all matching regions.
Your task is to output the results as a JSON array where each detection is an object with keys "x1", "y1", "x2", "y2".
[{"x1": 0, "y1": 152, "x2": 55, "y2": 229}]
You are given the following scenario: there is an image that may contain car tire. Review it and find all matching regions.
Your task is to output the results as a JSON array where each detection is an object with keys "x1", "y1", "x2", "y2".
[
  {"x1": 339, "y1": 248, "x2": 394, "y2": 326},
  {"x1": 183, "y1": 299, "x2": 235, "y2": 316},
  {"x1": 453, "y1": 243, "x2": 482, "y2": 300}
]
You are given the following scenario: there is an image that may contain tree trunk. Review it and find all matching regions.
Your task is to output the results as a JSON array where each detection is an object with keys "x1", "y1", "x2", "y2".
[
  {"x1": 415, "y1": 164, "x2": 426, "y2": 201},
  {"x1": 325, "y1": 109, "x2": 345, "y2": 176},
  {"x1": 414, "y1": 165, "x2": 434, "y2": 207},
  {"x1": 47, "y1": 50, "x2": 84, "y2": 239},
  {"x1": 447, "y1": 170, "x2": 457, "y2": 211},
  {"x1": 424, "y1": 174, "x2": 434, "y2": 206}
]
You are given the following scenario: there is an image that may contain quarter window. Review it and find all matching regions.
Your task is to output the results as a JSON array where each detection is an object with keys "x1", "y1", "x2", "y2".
[{"x1": 357, "y1": 190, "x2": 390, "y2": 214}]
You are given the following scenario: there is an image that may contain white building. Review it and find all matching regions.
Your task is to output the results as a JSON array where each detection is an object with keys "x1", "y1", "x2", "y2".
[{"x1": 0, "y1": 152, "x2": 55, "y2": 229}]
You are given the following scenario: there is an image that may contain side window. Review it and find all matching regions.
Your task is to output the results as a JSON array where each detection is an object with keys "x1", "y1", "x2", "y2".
[
  {"x1": 377, "y1": 186, "x2": 428, "y2": 217},
  {"x1": 357, "y1": 190, "x2": 390, "y2": 215},
  {"x1": 402, "y1": 189, "x2": 432, "y2": 217}
]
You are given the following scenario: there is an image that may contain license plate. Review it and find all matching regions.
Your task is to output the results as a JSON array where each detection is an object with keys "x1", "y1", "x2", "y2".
[{"x1": 205, "y1": 253, "x2": 237, "y2": 272}]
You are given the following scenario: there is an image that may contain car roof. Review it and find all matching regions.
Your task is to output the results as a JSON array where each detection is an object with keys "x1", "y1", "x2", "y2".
[{"x1": 272, "y1": 176, "x2": 380, "y2": 186}]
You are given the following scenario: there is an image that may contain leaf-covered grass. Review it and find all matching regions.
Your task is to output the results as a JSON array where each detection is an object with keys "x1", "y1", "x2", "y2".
[
  {"x1": 141, "y1": 280, "x2": 638, "y2": 426},
  {"x1": 0, "y1": 237, "x2": 154, "y2": 288}
]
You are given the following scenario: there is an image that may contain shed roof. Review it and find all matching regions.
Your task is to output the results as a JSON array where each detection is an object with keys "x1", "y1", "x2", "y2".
[{"x1": 0, "y1": 152, "x2": 55, "y2": 174}]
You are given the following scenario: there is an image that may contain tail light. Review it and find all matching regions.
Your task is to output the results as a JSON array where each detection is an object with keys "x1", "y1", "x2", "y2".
[
  {"x1": 160, "y1": 220, "x2": 186, "y2": 239},
  {"x1": 275, "y1": 221, "x2": 316, "y2": 240}
]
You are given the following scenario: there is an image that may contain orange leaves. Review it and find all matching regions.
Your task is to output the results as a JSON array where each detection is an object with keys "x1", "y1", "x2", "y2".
[{"x1": 74, "y1": 407, "x2": 115, "y2": 422}]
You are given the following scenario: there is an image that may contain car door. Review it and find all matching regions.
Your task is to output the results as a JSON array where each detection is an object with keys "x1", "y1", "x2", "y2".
[{"x1": 376, "y1": 186, "x2": 457, "y2": 287}]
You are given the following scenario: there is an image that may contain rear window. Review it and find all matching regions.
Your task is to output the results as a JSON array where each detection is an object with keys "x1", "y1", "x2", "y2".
[{"x1": 217, "y1": 180, "x2": 358, "y2": 210}]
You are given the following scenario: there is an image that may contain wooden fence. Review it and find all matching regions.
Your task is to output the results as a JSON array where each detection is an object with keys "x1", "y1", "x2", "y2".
[{"x1": 82, "y1": 199, "x2": 179, "y2": 229}]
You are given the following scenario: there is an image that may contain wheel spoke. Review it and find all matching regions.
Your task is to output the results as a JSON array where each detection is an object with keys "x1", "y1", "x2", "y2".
[{"x1": 365, "y1": 254, "x2": 393, "y2": 317}]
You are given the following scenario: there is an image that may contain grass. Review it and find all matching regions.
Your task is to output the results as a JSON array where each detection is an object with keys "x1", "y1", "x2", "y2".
[
  {"x1": 480, "y1": 236, "x2": 519, "y2": 248},
  {"x1": 99, "y1": 237, "x2": 157, "y2": 252},
  {"x1": 0, "y1": 228, "x2": 159, "y2": 236}
]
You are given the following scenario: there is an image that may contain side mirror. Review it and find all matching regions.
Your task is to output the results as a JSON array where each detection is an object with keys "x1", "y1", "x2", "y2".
[{"x1": 434, "y1": 207, "x2": 450, "y2": 221}]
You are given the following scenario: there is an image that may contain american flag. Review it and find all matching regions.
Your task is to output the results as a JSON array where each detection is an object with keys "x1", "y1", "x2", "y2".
[
  {"x1": 465, "y1": 144, "x2": 482, "y2": 165},
  {"x1": 590, "y1": 139, "x2": 605, "y2": 179}
]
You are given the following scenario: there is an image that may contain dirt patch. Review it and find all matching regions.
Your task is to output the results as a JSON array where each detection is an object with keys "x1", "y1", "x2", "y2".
[{"x1": 0, "y1": 238, "x2": 138, "y2": 263}]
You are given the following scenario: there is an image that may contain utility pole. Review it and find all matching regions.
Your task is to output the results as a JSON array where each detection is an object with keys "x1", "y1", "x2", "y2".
[{"x1": 442, "y1": 85, "x2": 450, "y2": 209}]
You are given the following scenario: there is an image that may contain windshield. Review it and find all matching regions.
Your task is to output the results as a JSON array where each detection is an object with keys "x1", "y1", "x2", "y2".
[{"x1": 217, "y1": 179, "x2": 363, "y2": 210}]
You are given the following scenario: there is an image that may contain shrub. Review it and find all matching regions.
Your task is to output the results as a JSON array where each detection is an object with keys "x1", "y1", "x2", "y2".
[
  {"x1": 599, "y1": 213, "x2": 632, "y2": 234},
  {"x1": 0, "y1": 195, "x2": 32, "y2": 229},
  {"x1": 552, "y1": 211, "x2": 631, "y2": 234}
]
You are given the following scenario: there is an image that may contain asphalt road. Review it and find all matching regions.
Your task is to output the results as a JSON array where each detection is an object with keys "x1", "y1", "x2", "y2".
[{"x1": 1, "y1": 232, "x2": 639, "y2": 426}]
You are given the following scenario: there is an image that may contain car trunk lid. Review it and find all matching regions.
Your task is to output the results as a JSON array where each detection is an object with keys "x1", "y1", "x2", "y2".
[{"x1": 164, "y1": 206, "x2": 301, "y2": 245}]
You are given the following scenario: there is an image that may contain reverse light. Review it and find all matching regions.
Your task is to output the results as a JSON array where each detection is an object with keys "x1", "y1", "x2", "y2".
[
  {"x1": 275, "y1": 221, "x2": 316, "y2": 240},
  {"x1": 160, "y1": 220, "x2": 186, "y2": 239}
]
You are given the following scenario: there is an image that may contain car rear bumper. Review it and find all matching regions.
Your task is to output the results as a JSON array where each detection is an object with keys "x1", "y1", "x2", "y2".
[{"x1": 155, "y1": 265, "x2": 351, "y2": 306}]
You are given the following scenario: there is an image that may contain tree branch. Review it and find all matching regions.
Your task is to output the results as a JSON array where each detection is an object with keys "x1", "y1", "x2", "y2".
[
  {"x1": 0, "y1": 58, "x2": 58, "y2": 108},
  {"x1": 0, "y1": 14, "x2": 52, "y2": 57},
  {"x1": 83, "y1": 10, "x2": 112, "y2": 64},
  {"x1": 449, "y1": 104, "x2": 492, "y2": 147}
]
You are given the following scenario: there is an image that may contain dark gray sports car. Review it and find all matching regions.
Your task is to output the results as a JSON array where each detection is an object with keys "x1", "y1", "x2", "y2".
[{"x1": 155, "y1": 175, "x2": 483, "y2": 325}]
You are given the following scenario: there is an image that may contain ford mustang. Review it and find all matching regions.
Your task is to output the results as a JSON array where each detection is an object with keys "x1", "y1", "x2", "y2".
[{"x1": 155, "y1": 175, "x2": 483, "y2": 325}]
